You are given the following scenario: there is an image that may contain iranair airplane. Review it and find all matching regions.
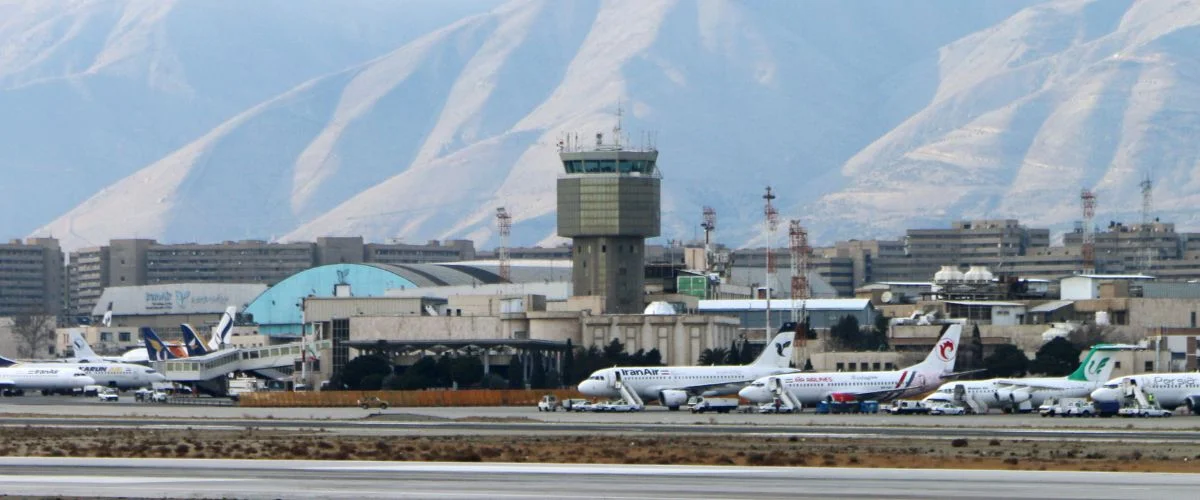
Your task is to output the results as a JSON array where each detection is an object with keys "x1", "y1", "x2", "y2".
[
  {"x1": 922, "y1": 343, "x2": 1135, "y2": 412},
  {"x1": 577, "y1": 328, "x2": 798, "y2": 410},
  {"x1": 739, "y1": 323, "x2": 964, "y2": 407},
  {"x1": 1091, "y1": 373, "x2": 1200, "y2": 411},
  {"x1": 0, "y1": 356, "x2": 96, "y2": 395}
]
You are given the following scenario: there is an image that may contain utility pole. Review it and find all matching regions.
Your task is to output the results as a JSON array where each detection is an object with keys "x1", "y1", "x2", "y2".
[{"x1": 763, "y1": 187, "x2": 778, "y2": 337}]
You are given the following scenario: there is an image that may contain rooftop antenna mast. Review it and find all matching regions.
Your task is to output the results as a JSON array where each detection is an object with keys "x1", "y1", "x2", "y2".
[
  {"x1": 763, "y1": 186, "x2": 779, "y2": 337},
  {"x1": 701, "y1": 206, "x2": 717, "y2": 299},
  {"x1": 496, "y1": 207, "x2": 512, "y2": 282},
  {"x1": 1141, "y1": 175, "x2": 1153, "y2": 226},
  {"x1": 788, "y1": 220, "x2": 810, "y2": 328},
  {"x1": 1081, "y1": 189, "x2": 1096, "y2": 274}
]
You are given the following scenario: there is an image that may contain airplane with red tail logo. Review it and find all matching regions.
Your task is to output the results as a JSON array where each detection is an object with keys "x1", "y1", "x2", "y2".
[{"x1": 738, "y1": 322, "x2": 964, "y2": 408}]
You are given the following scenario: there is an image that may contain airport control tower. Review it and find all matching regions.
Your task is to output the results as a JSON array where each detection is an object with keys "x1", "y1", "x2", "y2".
[{"x1": 557, "y1": 127, "x2": 660, "y2": 314}]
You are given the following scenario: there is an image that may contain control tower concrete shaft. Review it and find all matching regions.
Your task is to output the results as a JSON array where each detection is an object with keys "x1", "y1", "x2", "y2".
[{"x1": 557, "y1": 134, "x2": 660, "y2": 314}]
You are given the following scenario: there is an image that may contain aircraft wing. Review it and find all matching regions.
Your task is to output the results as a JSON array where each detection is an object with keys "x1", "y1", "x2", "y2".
[
  {"x1": 826, "y1": 387, "x2": 913, "y2": 403},
  {"x1": 941, "y1": 369, "x2": 988, "y2": 379},
  {"x1": 0, "y1": 379, "x2": 14, "y2": 387}
]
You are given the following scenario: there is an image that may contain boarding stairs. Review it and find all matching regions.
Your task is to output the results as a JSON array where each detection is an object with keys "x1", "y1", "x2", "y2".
[
  {"x1": 612, "y1": 373, "x2": 644, "y2": 409},
  {"x1": 1121, "y1": 378, "x2": 1152, "y2": 408},
  {"x1": 953, "y1": 384, "x2": 989, "y2": 414},
  {"x1": 770, "y1": 376, "x2": 804, "y2": 412}
]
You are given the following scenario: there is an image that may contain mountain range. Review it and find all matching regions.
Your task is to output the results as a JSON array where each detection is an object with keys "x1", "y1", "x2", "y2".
[{"x1": 5, "y1": 0, "x2": 1198, "y2": 251}]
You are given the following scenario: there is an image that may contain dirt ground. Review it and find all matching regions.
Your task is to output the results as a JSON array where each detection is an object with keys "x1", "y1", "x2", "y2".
[{"x1": 1, "y1": 427, "x2": 1198, "y2": 472}]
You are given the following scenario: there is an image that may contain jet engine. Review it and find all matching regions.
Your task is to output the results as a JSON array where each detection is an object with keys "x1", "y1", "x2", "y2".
[
  {"x1": 1185, "y1": 395, "x2": 1200, "y2": 412},
  {"x1": 994, "y1": 389, "x2": 1031, "y2": 405},
  {"x1": 659, "y1": 390, "x2": 689, "y2": 411}
]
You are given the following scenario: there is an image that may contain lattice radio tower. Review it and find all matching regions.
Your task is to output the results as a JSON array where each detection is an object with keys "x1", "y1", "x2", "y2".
[
  {"x1": 496, "y1": 207, "x2": 512, "y2": 282},
  {"x1": 788, "y1": 220, "x2": 811, "y2": 328},
  {"x1": 1141, "y1": 175, "x2": 1153, "y2": 226},
  {"x1": 1081, "y1": 189, "x2": 1096, "y2": 274},
  {"x1": 763, "y1": 187, "x2": 779, "y2": 335}
]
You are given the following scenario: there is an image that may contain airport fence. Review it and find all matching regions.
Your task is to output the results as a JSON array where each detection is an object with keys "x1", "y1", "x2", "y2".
[{"x1": 238, "y1": 389, "x2": 585, "y2": 408}]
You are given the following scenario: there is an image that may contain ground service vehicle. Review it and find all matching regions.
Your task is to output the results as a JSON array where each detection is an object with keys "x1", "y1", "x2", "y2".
[
  {"x1": 1119, "y1": 405, "x2": 1173, "y2": 418},
  {"x1": 928, "y1": 402, "x2": 966, "y2": 415},
  {"x1": 561, "y1": 398, "x2": 589, "y2": 411},
  {"x1": 1051, "y1": 398, "x2": 1094, "y2": 417},
  {"x1": 97, "y1": 389, "x2": 119, "y2": 402},
  {"x1": 537, "y1": 395, "x2": 559, "y2": 412},
  {"x1": 358, "y1": 396, "x2": 389, "y2": 410},
  {"x1": 887, "y1": 400, "x2": 929, "y2": 415},
  {"x1": 690, "y1": 397, "x2": 738, "y2": 413},
  {"x1": 597, "y1": 400, "x2": 640, "y2": 412}
]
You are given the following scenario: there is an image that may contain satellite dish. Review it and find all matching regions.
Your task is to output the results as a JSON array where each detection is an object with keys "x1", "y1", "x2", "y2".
[{"x1": 881, "y1": 291, "x2": 895, "y2": 304}]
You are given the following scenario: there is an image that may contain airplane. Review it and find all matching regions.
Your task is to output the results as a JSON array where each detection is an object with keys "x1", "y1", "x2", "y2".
[
  {"x1": 59, "y1": 331, "x2": 169, "y2": 389},
  {"x1": 738, "y1": 322, "x2": 964, "y2": 408},
  {"x1": 921, "y1": 343, "x2": 1134, "y2": 412},
  {"x1": 209, "y1": 306, "x2": 236, "y2": 351},
  {"x1": 1091, "y1": 373, "x2": 1200, "y2": 411},
  {"x1": 577, "y1": 326, "x2": 798, "y2": 410},
  {"x1": 0, "y1": 359, "x2": 96, "y2": 396}
]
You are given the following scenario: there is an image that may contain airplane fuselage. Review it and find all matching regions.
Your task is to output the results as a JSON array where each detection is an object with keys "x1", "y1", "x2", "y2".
[
  {"x1": 924, "y1": 378, "x2": 1101, "y2": 409},
  {"x1": 1092, "y1": 374, "x2": 1200, "y2": 410},
  {"x1": 0, "y1": 366, "x2": 95, "y2": 390},
  {"x1": 579, "y1": 366, "x2": 797, "y2": 400},
  {"x1": 741, "y1": 368, "x2": 942, "y2": 405}
]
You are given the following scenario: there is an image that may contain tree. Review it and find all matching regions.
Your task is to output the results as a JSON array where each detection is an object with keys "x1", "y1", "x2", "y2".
[
  {"x1": 983, "y1": 344, "x2": 1029, "y2": 377},
  {"x1": 450, "y1": 356, "x2": 484, "y2": 387},
  {"x1": 530, "y1": 351, "x2": 547, "y2": 389},
  {"x1": 697, "y1": 347, "x2": 729, "y2": 365},
  {"x1": 723, "y1": 341, "x2": 742, "y2": 364},
  {"x1": 603, "y1": 338, "x2": 626, "y2": 363},
  {"x1": 508, "y1": 356, "x2": 525, "y2": 389},
  {"x1": 11, "y1": 313, "x2": 55, "y2": 358},
  {"x1": 644, "y1": 348, "x2": 663, "y2": 366},
  {"x1": 562, "y1": 339, "x2": 575, "y2": 383},
  {"x1": 359, "y1": 374, "x2": 385, "y2": 390},
  {"x1": 1029, "y1": 337, "x2": 1081, "y2": 376},
  {"x1": 955, "y1": 324, "x2": 986, "y2": 376},
  {"x1": 802, "y1": 358, "x2": 814, "y2": 371},
  {"x1": 340, "y1": 355, "x2": 392, "y2": 390}
]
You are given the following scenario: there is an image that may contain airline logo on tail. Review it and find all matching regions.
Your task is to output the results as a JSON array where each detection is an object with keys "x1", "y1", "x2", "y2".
[
  {"x1": 936, "y1": 338, "x2": 956, "y2": 362},
  {"x1": 101, "y1": 302, "x2": 113, "y2": 327},
  {"x1": 1088, "y1": 357, "x2": 1110, "y2": 376},
  {"x1": 775, "y1": 340, "x2": 792, "y2": 358}
]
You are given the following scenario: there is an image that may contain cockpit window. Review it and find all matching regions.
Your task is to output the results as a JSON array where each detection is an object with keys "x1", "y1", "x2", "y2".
[{"x1": 145, "y1": 369, "x2": 157, "y2": 374}]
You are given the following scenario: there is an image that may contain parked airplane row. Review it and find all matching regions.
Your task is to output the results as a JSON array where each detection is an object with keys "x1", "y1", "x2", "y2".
[{"x1": 579, "y1": 322, "x2": 968, "y2": 410}]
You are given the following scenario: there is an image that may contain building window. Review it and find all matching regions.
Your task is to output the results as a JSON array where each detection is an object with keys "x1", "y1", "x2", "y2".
[
  {"x1": 1115, "y1": 361, "x2": 1121, "y2": 369},
  {"x1": 100, "y1": 332, "x2": 112, "y2": 342},
  {"x1": 119, "y1": 332, "x2": 131, "y2": 342},
  {"x1": 1145, "y1": 361, "x2": 1154, "y2": 372},
  {"x1": 835, "y1": 362, "x2": 844, "y2": 372}
]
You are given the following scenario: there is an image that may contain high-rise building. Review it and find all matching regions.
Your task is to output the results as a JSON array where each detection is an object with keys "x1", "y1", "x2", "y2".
[
  {"x1": 0, "y1": 238, "x2": 64, "y2": 316},
  {"x1": 556, "y1": 132, "x2": 660, "y2": 313}
]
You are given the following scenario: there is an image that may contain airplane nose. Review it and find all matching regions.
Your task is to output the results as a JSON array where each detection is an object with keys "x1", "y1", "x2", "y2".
[
  {"x1": 578, "y1": 380, "x2": 597, "y2": 395},
  {"x1": 738, "y1": 386, "x2": 766, "y2": 403},
  {"x1": 81, "y1": 376, "x2": 97, "y2": 386},
  {"x1": 1091, "y1": 388, "x2": 1117, "y2": 403}
]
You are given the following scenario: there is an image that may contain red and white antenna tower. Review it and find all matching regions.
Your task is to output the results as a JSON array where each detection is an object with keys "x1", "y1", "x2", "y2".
[
  {"x1": 788, "y1": 220, "x2": 810, "y2": 326},
  {"x1": 496, "y1": 207, "x2": 512, "y2": 282},
  {"x1": 763, "y1": 187, "x2": 779, "y2": 335},
  {"x1": 1081, "y1": 189, "x2": 1096, "y2": 274},
  {"x1": 701, "y1": 206, "x2": 716, "y2": 273}
]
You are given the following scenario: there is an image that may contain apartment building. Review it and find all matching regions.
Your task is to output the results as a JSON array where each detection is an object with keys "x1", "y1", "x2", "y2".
[{"x1": 0, "y1": 238, "x2": 65, "y2": 316}]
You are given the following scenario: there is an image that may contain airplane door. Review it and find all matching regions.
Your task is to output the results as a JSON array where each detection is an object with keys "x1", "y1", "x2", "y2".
[
  {"x1": 610, "y1": 370, "x2": 620, "y2": 388},
  {"x1": 769, "y1": 377, "x2": 783, "y2": 392}
]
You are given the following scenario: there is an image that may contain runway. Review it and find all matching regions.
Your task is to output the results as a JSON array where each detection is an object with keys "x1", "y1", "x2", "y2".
[
  {"x1": 0, "y1": 457, "x2": 1192, "y2": 499},
  {"x1": 3, "y1": 414, "x2": 1200, "y2": 443}
]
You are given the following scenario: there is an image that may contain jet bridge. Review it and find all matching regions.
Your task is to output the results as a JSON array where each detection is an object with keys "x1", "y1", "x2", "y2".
[{"x1": 153, "y1": 340, "x2": 330, "y2": 383}]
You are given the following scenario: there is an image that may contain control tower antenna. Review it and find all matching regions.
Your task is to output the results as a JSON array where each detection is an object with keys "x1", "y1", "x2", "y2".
[
  {"x1": 788, "y1": 220, "x2": 810, "y2": 327},
  {"x1": 614, "y1": 99, "x2": 623, "y2": 148},
  {"x1": 496, "y1": 207, "x2": 512, "y2": 282},
  {"x1": 1081, "y1": 189, "x2": 1096, "y2": 274},
  {"x1": 763, "y1": 186, "x2": 779, "y2": 337}
]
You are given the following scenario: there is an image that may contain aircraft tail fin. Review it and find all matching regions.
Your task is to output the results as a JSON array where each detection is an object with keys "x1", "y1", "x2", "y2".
[
  {"x1": 181, "y1": 324, "x2": 209, "y2": 357},
  {"x1": 69, "y1": 330, "x2": 101, "y2": 362},
  {"x1": 101, "y1": 301, "x2": 113, "y2": 327},
  {"x1": 914, "y1": 323, "x2": 963, "y2": 374},
  {"x1": 1067, "y1": 344, "x2": 1129, "y2": 382},
  {"x1": 142, "y1": 327, "x2": 176, "y2": 361},
  {"x1": 0, "y1": 355, "x2": 18, "y2": 367},
  {"x1": 751, "y1": 325, "x2": 796, "y2": 368},
  {"x1": 210, "y1": 306, "x2": 235, "y2": 351}
]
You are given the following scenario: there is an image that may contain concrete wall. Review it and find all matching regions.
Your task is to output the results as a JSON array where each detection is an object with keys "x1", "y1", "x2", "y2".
[
  {"x1": 580, "y1": 314, "x2": 740, "y2": 365},
  {"x1": 350, "y1": 316, "x2": 507, "y2": 342},
  {"x1": 810, "y1": 351, "x2": 902, "y2": 372}
]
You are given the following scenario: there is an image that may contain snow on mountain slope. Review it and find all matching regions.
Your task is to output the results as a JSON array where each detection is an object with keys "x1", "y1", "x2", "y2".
[
  {"x1": 810, "y1": 0, "x2": 1200, "y2": 241},
  {"x1": 26, "y1": 0, "x2": 1200, "y2": 251}
]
